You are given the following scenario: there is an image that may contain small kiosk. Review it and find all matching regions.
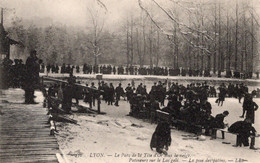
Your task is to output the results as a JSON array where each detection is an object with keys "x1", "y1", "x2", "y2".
[{"x1": 0, "y1": 8, "x2": 20, "y2": 61}]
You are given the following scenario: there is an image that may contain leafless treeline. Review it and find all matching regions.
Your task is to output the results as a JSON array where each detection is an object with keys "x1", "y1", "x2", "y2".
[
  {"x1": 5, "y1": 0, "x2": 260, "y2": 73},
  {"x1": 123, "y1": 0, "x2": 260, "y2": 73}
]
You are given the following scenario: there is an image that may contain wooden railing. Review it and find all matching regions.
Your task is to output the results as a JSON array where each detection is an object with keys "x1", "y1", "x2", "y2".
[{"x1": 41, "y1": 76, "x2": 102, "y2": 114}]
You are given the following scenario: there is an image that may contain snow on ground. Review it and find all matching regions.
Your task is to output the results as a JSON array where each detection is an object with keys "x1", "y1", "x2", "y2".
[
  {"x1": 39, "y1": 74, "x2": 260, "y2": 163},
  {"x1": 2, "y1": 81, "x2": 259, "y2": 163},
  {"x1": 40, "y1": 73, "x2": 260, "y2": 85},
  {"x1": 55, "y1": 96, "x2": 260, "y2": 163},
  {"x1": 41, "y1": 72, "x2": 260, "y2": 95}
]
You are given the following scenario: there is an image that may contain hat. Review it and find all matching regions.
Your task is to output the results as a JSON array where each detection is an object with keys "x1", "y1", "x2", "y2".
[
  {"x1": 39, "y1": 59, "x2": 43, "y2": 64},
  {"x1": 223, "y1": 111, "x2": 229, "y2": 115},
  {"x1": 30, "y1": 50, "x2": 37, "y2": 55}
]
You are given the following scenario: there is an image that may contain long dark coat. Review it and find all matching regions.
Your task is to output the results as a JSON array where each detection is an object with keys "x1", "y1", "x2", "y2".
[{"x1": 150, "y1": 122, "x2": 171, "y2": 152}]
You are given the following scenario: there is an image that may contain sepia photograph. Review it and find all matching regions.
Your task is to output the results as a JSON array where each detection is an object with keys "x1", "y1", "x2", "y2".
[{"x1": 0, "y1": 0, "x2": 260, "y2": 162}]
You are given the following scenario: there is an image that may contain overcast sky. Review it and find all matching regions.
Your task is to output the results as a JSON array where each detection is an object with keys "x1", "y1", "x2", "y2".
[
  {"x1": 0, "y1": 0, "x2": 140, "y2": 28},
  {"x1": 1, "y1": 0, "x2": 260, "y2": 29}
]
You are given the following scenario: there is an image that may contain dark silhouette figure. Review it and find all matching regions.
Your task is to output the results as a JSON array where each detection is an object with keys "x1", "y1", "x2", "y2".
[
  {"x1": 24, "y1": 50, "x2": 40, "y2": 104},
  {"x1": 150, "y1": 121, "x2": 171, "y2": 154}
]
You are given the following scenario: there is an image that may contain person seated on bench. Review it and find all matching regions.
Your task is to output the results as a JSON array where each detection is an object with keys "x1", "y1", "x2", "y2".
[
  {"x1": 199, "y1": 99, "x2": 213, "y2": 132},
  {"x1": 210, "y1": 111, "x2": 229, "y2": 139},
  {"x1": 179, "y1": 101, "x2": 190, "y2": 122},
  {"x1": 200, "y1": 99, "x2": 212, "y2": 115},
  {"x1": 161, "y1": 95, "x2": 172, "y2": 112},
  {"x1": 150, "y1": 99, "x2": 160, "y2": 123},
  {"x1": 228, "y1": 119, "x2": 257, "y2": 149},
  {"x1": 48, "y1": 84, "x2": 56, "y2": 97},
  {"x1": 129, "y1": 94, "x2": 144, "y2": 117},
  {"x1": 171, "y1": 99, "x2": 203, "y2": 133},
  {"x1": 166, "y1": 95, "x2": 182, "y2": 119},
  {"x1": 57, "y1": 84, "x2": 63, "y2": 101},
  {"x1": 47, "y1": 84, "x2": 58, "y2": 109},
  {"x1": 198, "y1": 111, "x2": 214, "y2": 136},
  {"x1": 183, "y1": 100, "x2": 200, "y2": 124}
]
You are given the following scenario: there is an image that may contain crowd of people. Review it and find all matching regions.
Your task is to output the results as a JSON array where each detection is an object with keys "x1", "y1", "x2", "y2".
[
  {"x1": 0, "y1": 50, "x2": 41, "y2": 104},
  {"x1": 1, "y1": 55, "x2": 259, "y2": 153},
  {"x1": 122, "y1": 80, "x2": 258, "y2": 151},
  {"x1": 40, "y1": 63, "x2": 260, "y2": 79},
  {"x1": 1, "y1": 58, "x2": 26, "y2": 89},
  {"x1": 60, "y1": 78, "x2": 257, "y2": 152},
  {"x1": 45, "y1": 76, "x2": 259, "y2": 151}
]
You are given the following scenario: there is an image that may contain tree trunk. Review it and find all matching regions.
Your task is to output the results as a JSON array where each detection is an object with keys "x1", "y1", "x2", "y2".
[
  {"x1": 251, "y1": 9, "x2": 254, "y2": 73},
  {"x1": 126, "y1": 19, "x2": 130, "y2": 68},
  {"x1": 156, "y1": 30, "x2": 160, "y2": 67},
  {"x1": 130, "y1": 15, "x2": 134, "y2": 66},
  {"x1": 149, "y1": 19, "x2": 153, "y2": 68},
  {"x1": 226, "y1": 6, "x2": 230, "y2": 72},
  {"x1": 213, "y1": 2, "x2": 217, "y2": 74},
  {"x1": 142, "y1": 15, "x2": 146, "y2": 66},
  {"x1": 218, "y1": 1, "x2": 222, "y2": 72},
  {"x1": 235, "y1": 0, "x2": 238, "y2": 71},
  {"x1": 136, "y1": 28, "x2": 142, "y2": 67}
]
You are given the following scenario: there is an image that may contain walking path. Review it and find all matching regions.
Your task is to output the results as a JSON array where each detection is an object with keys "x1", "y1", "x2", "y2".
[{"x1": 0, "y1": 89, "x2": 61, "y2": 163}]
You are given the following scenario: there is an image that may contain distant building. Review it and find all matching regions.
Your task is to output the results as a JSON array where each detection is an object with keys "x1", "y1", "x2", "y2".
[{"x1": 0, "y1": 8, "x2": 20, "y2": 61}]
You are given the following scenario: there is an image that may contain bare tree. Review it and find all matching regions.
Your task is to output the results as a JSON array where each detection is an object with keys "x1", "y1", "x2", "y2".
[
  {"x1": 130, "y1": 14, "x2": 134, "y2": 66},
  {"x1": 86, "y1": 2, "x2": 106, "y2": 73},
  {"x1": 126, "y1": 18, "x2": 130, "y2": 67},
  {"x1": 155, "y1": 30, "x2": 160, "y2": 67}
]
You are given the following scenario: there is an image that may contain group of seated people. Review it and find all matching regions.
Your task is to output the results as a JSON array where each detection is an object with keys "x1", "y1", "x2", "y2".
[
  {"x1": 43, "y1": 75, "x2": 258, "y2": 149},
  {"x1": 126, "y1": 81, "x2": 258, "y2": 149}
]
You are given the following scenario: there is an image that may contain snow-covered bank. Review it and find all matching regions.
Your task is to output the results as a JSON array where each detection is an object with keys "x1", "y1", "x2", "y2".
[
  {"x1": 55, "y1": 97, "x2": 260, "y2": 163},
  {"x1": 40, "y1": 73, "x2": 260, "y2": 86},
  {"x1": 1, "y1": 89, "x2": 259, "y2": 163}
]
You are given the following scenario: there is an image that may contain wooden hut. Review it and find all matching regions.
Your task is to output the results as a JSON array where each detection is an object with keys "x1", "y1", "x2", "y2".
[{"x1": 0, "y1": 8, "x2": 20, "y2": 61}]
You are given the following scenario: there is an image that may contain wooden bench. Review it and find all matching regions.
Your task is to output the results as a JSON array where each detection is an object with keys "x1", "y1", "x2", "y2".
[
  {"x1": 49, "y1": 96, "x2": 62, "y2": 108},
  {"x1": 211, "y1": 128, "x2": 231, "y2": 139},
  {"x1": 156, "y1": 110, "x2": 171, "y2": 122},
  {"x1": 138, "y1": 107, "x2": 149, "y2": 119},
  {"x1": 212, "y1": 128, "x2": 258, "y2": 148},
  {"x1": 42, "y1": 76, "x2": 102, "y2": 114},
  {"x1": 156, "y1": 110, "x2": 203, "y2": 134},
  {"x1": 156, "y1": 110, "x2": 258, "y2": 148},
  {"x1": 173, "y1": 119, "x2": 203, "y2": 134},
  {"x1": 47, "y1": 96, "x2": 66, "y2": 114}
]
